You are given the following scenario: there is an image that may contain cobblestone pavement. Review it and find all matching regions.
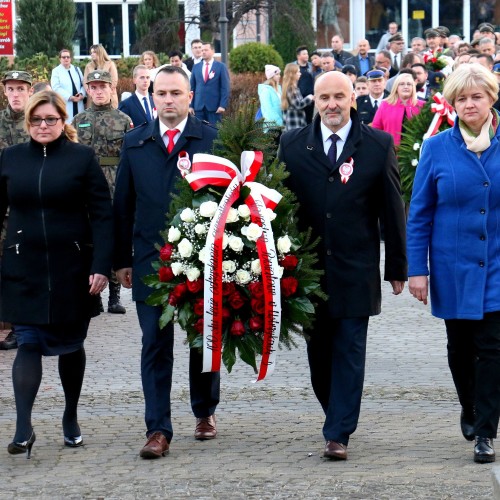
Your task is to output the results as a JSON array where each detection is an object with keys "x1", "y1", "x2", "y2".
[{"x1": 0, "y1": 246, "x2": 496, "y2": 499}]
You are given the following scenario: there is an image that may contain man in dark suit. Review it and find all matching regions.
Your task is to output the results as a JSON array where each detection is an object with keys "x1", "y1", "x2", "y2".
[
  {"x1": 114, "y1": 66, "x2": 220, "y2": 459},
  {"x1": 184, "y1": 39, "x2": 203, "y2": 72},
  {"x1": 278, "y1": 71, "x2": 407, "y2": 460},
  {"x1": 344, "y1": 39, "x2": 375, "y2": 76},
  {"x1": 356, "y1": 69, "x2": 388, "y2": 124},
  {"x1": 331, "y1": 34, "x2": 353, "y2": 66},
  {"x1": 118, "y1": 65, "x2": 155, "y2": 127},
  {"x1": 189, "y1": 42, "x2": 230, "y2": 124}
]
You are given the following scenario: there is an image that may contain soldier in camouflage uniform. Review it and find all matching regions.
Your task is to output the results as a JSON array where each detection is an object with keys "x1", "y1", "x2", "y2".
[
  {"x1": 73, "y1": 70, "x2": 132, "y2": 314},
  {"x1": 0, "y1": 71, "x2": 33, "y2": 350}
]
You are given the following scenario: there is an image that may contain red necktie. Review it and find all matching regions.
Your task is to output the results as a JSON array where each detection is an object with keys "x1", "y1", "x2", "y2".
[
  {"x1": 165, "y1": 129, "x2": 178, "y2": 153},
  {"x1": 204, "y1": 62, "x2": 209, "y2": 83}
]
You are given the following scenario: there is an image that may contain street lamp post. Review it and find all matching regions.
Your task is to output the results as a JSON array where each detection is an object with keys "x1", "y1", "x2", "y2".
[{"x1": 219, "y1": 0, "x2": 228, "y2": 64}]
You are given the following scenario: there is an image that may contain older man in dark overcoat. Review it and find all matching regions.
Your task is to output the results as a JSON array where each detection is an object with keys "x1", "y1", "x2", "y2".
[
  {"x1": 114, "y1": 66, "x2": 219, "y2": 459},
  {"x1": 278, "y1": 71, "x2": 407, "y2": 460}
]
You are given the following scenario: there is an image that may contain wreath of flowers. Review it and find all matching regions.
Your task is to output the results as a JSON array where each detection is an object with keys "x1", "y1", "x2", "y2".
[
  {"x1": 144, "y1": 106, "x2": 325, "y2": 375},
  {"x1": 398, "y1": 93, "x2": 453, "y2": 202},
  {"x1": 422, "y1": 48, "x2": 449, "y2": 72}
]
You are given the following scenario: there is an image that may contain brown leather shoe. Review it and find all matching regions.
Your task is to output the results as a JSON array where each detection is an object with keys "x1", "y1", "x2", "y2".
[
  {"x1": 324, "y1": 440, "x2": 347, "y2": 460},
  {"x1": 139, "y1": 432, "x2": 169, "y2": 459},
  {"x1": 194, "y1": 415, "x2": 217, "y2": 440}
]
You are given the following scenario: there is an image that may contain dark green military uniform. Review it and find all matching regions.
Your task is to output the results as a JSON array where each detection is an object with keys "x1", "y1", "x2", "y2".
[
  {"x1": 72, "y1": 103, "x2": 132, "y2": 196},
  {"x1": 72, "y1": 70, "x2": 131, "y2": 313}
]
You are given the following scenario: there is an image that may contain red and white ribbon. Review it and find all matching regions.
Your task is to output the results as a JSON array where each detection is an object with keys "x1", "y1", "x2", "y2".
[
  {"x1": 423, "y1": 92, "x2": 456, "y2": 140},
  {"x1": 185, "y1": 151, "x2": 282, "y2": 381}
]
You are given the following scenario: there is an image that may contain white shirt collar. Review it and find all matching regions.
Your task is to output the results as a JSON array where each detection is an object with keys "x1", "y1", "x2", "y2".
[
  {"x1": 135, "y1": 90, "x2": 149, "y2": 100},
  {"x1": 320, "y1": 119, "x2": 352, "y2": 145},
  {"x1": 159, "y1": 115, "x2": 188, "y2": 140}
]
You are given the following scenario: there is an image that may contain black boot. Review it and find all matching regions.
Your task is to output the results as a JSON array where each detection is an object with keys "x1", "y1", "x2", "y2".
[
  {"x1": 0, "y1": 329, "x2": 18, "y2": 350},
  {"x1": 108, "y1": 282, "x2": 126, "y2": 314},
  {"x1": 474, "y1": 437, "x2": 495, "y2": 463}
]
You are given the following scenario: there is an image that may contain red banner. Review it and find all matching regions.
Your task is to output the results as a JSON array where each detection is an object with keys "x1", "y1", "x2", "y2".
[{"x1": 0, "y1": 1, "x2": 13, "y2": 56}]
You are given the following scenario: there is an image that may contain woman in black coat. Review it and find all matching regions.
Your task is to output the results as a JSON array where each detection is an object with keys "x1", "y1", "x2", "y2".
[{"x1": 0, "y1": 91, "x2": 113, "y2": 458}]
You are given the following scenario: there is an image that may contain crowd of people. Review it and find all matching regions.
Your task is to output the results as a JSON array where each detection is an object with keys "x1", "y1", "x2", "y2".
[{"x1": 0, "y1": 22, "x2": 499, "y2": 467}]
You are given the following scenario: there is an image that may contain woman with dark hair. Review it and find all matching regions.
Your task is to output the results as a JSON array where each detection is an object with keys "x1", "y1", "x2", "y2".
[
  {"x1": 0, "y1": 91, "x2": 113, "y2": 458},
  {"x1": 84, "y1": 44, "x2": 119, "y2": 107}
]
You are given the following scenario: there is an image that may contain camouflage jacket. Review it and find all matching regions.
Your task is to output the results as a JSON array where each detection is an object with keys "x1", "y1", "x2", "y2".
[
  {"x1": 0, "y1": 106, "x2": 30, "y2": 151},
  {"x1": 72, "y1": 103, "x2": 132, "y2": 166}
]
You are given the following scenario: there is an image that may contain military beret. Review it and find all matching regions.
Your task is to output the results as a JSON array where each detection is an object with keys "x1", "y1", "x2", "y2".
[
  {"x1": 366, "y1": 69, "x2": 385, "y2": 80},
  {"x1": 478, "y1": 23, "x2": 495, "y2": 34},
  {"x1": 388, "y1": 33, "x2": 404, "y2": 43},
  {"x1": 2, "y1": 70, "x2": 33, "y2": 86},
  {"x1": 424, "y1": 28, "x2": 441, "y2": 38},
  {"x1": 86, "y1": 70, "x2": 112, "y2": 84},
  {"x1": 436, "y1": 26, "x2": 450, "y2": 37},
  {"x1": 493, "y1": 63, "x2": 500, "y2": 74}
]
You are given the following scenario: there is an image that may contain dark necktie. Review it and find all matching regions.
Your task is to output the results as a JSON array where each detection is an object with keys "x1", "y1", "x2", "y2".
[
  {"x1": 373, "y1": 99, "x2": 378, "y2": 111},
  {"x1": 328, "y1": 134, "x2": 340, "y2": 166},
  {"x1": 393, "y1": 55, "x2": 399, "y2": 70},
  {"x1": 68, "y1": 69, "x2": 78, "y2": 117},
  {"x1": 143, "y1": 96, "x2": 152, "y2": 122}
]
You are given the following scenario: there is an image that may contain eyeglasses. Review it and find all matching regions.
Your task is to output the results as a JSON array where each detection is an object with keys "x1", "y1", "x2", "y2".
[
  {"x1": 30, "y1": 117, "x2": 61, "y2": 126},
  {"x1": 60, "y1": 55, "x2": 71, "y2": 59}
]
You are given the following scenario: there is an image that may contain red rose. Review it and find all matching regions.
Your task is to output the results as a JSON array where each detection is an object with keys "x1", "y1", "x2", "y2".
[
  {"x1": 280, "y1": 254, "x2": 299, "y2": 271},
  {"x1": 168, "y1": 293, "x2": 178, "y2": 306},
  {"x1": 249, "y1": 315, "x2": 263, "y2": 331},
  {"x1": 193, "y1": 298, "x2": 204, "y2": 316},
  {"x1": 281, "y1": 276, "x2": 298, "y2": 297},
  {"x1": 230, "y1": 319, "x2": 245, "y2": 336},
  {"x1": 159, "y1": 266, "x2": 174, "y2": 282},
  {"x1": 194, "y1": 318, "x2": 204, "y2": 334},
  {"x1": 222, "y1": 307, "x2": 231, "y2": 323},
  {"x1": 222, "y1": 282, "x2": 236, "y2": 296},
  {"x1": 186, "y1": 278, "x2": 203, "y2": 294},
  {"x1": 228, "y1": 291, "x2": 246, "y2": 309},
  {"x1": 159, "y1": 243, "x2": 174, "y2": 261},
  {"x1": 251, "y1": 297, "x2": 265, "y2": 315},
  {"x1": 248, "y1": 281, "x2": 264, "y2": 299},
  {"x1": 172, "y1": 282, "x2": 188, "y2": 299}
]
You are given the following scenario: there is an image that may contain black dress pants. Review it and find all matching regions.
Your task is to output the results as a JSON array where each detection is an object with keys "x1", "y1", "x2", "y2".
[{"x1": 445, "y1": 311, "x2": 500, "y2": 438}]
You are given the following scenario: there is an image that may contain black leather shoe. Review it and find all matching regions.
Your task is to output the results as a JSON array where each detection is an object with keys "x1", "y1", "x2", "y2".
[
  {"x1": 64, "y1": 435, "x2": 83, "y2": 447},
  {"x1": 460, "y1": 408, "x2": 475, "y2": 441},
  {"x1": 108, "y1": 302, "x2": 126, "y2": 314},
  {"x1": 0, "y1": 330, "x2": 17, "y2": 350},
  {"x1": 474, "y1": 436, "x2": 495, "y2": 463}
]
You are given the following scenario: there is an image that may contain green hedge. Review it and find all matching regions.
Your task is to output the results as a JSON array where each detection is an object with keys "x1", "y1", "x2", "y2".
[{"x1": 228, "y1": 43, "x2": 283, "y2": 74}]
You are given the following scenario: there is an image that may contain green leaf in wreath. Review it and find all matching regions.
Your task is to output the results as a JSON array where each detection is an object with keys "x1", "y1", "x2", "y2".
[
  {"x1": 222, "y1": 336, "x2": 237, "y2": 373},
  {"x1": 178, "y1": 302, "x2": 194, "y2": 330},
  {"x1": 159, "y1": 304, "x2": 175, "y2": 329},
  {"x1": 145, "y1": 287, "x2": 170, "y2": 306},
  {"x1": 236, "y1": 337, "x2": 258, "y2": 373},
  {"x1": 192, "y1": 192, "x2": 218, "y2": 208}
]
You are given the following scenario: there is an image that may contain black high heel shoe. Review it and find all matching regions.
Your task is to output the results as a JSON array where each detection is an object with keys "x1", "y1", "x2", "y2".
[
  {"x1": 64, "y1": 435, "x2": 83, "y2": 447},
  {"x1": 8, "y1": 431, "x2": 36, "y2": 459}
]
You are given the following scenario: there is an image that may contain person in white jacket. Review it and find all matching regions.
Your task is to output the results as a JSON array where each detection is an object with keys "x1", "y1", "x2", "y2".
[{"x1": 51, "y1": 49, "x2": 86, "y2": 123}]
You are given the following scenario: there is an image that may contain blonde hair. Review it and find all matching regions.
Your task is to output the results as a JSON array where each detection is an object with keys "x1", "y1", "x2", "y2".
[
  {"x1": 89, "y1": 44, "x2": 111, "y2": 69},
  {"x1": 385, "y1": 72, "x2": 418, "y2": 106},
  {"x1": 139, "y1": 50, "x2": 159, "y2": 68},
  {"x1": 281, "y1": 63, "x2": 300, "y2": 111},
  {"x1": 25, "y1": 91, "x2": 78, "y2": 143},
  {"x1": 443, "y1": 63, "x2": 499, "y2": 106}
]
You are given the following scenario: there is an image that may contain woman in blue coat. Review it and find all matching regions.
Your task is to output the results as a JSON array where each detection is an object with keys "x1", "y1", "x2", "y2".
[
  {"x1": 407, "y1": 64, "x2": 500, "y2": 464},
  {"x1": 257, "y1": 64, "x2": 283, "y2": 133}
]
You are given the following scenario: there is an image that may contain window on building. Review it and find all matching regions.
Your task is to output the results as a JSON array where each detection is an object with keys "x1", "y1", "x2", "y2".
[
  {"x1": 97, "y1": 4, "x2": 123, "y2": 56},
  {"x1": 74, "y1": 3, "x2": 92, "y2": 56},
  {"x1": 317, "y1": 0, "x2": 350, "y2": 48}
]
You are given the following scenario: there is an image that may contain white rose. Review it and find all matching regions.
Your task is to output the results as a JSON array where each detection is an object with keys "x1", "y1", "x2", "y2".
[
  {"x1": 199, "y1": 201, "x2": 218, "y2": 218},
  {"x1": 171, "y1": 262, "x2": 183, "y2": 276},
  {"x1": 277, "y1": 266, "x2": 284, "y2": 278},
  {"x1": 277, "y1": 235, "x2": 292, "y2": 254},
  {"x1": 194, "y1": 223, "x2": 207, "y2": 235},
  {"x1": 235, "y1": 269, "x2": 251, "y2": 285},
  {"x1": 167, "y1": 226, "x2": 181, "y2": 243},
  {"x1": 266, "y1": 208, "x2": 277, "y2": 221},
  {"x1": 251, "y1": 259, "x2": 262, "y2": 275},
  {"x1": 180, "y1": 208, "x2": 196, "y2": 222},
  {"x1": 198, "y1": 247, "x2": 208, "y2": 264},
  {"x1": 226, "y1": 208, "x2": 239, "y2": 223},
  {"x1": 222, "y1": 233, "x2": 229, "y2": 249},
  {"x1": 237, "y1": 204, "x2": 251, "y2": 219},
  {"x1": 185, "y1": 267, "x2": 201, "y2": 282},
  {"x1": 411, "y1": 159, "x2": 419, "y2": 167},
  {"x1": 413, "y1": 143, "x2": 421, "y2": 151},
  {"x1": 177, "y1": 238, "x2": 193, "y2": 258},
  {"x1": 244, "y1": 223, "x2": 263, "y2": 242},
  {"x1": 222, "y1": 260, "x2": 236, "y2": 273},
  {"x1": 228, "y1": 235, "x2": 245, "y2": 252}
]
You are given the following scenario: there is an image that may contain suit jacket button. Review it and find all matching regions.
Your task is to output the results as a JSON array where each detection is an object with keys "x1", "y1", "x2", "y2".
[
  {"x1": 479, "y1": 261, "x2": 485, "y2": 267},
  {"x1": 328, "y1": 176, "x2": 334, "y2": 182},
  {"x1": 326, "y1": 249, "x2": 332, "y2": 256}
]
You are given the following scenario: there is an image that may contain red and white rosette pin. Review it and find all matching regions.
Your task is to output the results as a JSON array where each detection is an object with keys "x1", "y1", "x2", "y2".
[
  {"x1": 177, "y1": 151, "x2": 191, "y2": 177},
  {"x1": 339, "y1": 158, "x2": 354, "y2": 184}
]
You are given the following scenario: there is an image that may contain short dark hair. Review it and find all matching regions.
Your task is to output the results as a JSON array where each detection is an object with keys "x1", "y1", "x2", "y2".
[
  {"x1": 169, "y1": 49, "x2": 184, "y2": 59},
  {"x1": 399, "y1": 68, "x2": 417, "y2": 79},
  {"x1": 477, "y1": 53, "x2": 495, "y2": 65},
  {"x1": 202, "y1": 42, "x2": 214, "y2": 50},
  {"x1": 411, "y1": 63, "x2": 427, "y2": 72},
  {"x1": 154, "y1": 65, "x2": 190, "y2": 89},
  {"x1": 310, "y1": 50, "x2": 321, "y2": 57},
  {"x1": 296, "y1": 45, "x2": 308, "y2": 55},
  {"x1": 191, "y1": 39, "x2": 202, "y2": 46}
]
